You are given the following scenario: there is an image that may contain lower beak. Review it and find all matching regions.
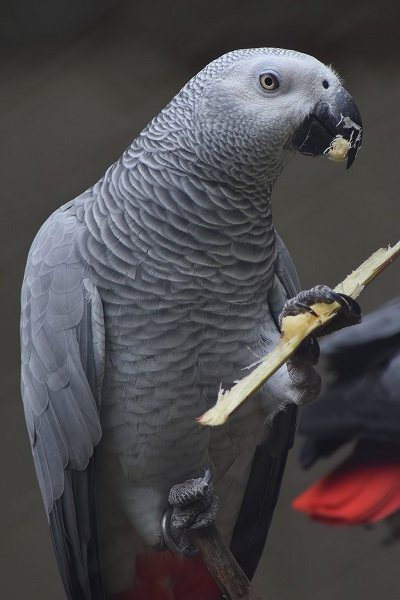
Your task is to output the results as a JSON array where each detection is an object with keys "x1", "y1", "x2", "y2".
[{"x1": 291, "y1": 87, "x2": 363, "y2": 169}]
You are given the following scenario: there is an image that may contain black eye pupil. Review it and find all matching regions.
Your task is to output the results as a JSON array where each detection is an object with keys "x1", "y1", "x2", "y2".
[
  {"x1": 323, "y1": 80, "x2": 329, "y2": 89},
  {"x1": 260, "y1": 73, "x2": 279, "y2": 90}
]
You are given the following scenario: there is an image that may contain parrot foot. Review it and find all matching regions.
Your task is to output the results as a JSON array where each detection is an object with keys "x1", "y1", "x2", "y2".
[
  {"x1": 161, "y1": 468, "x2": 219, "y2": 556},
  {"x1": 279, "y1": 284, "x2": 361, "y2": 336},
  {"x1": 279, "y1": 285, "x2": 361, "y2": 407}
]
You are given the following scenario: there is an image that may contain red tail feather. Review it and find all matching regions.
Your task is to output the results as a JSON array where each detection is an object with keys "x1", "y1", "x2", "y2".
[
  {"x1": 114, "y1": 551, "x2": 221, "y2": 600},
  {"x1": 293, "y1": 447, "x2": 400, "y2": 526}
]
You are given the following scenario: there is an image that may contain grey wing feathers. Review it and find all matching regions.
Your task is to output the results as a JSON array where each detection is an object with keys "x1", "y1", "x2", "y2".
[
  {"x1": 267, "y1": 231, "x2": 301, "y2": 326},
  {"x1": 230, "y1": 231, "x2": 300, "y2": 578},
  {"x1": 274, "y1": 231, "x2": 301, "y2": 298},
  {"x1": 21, "y1": 208, "x2": 105, "y2": 599}
]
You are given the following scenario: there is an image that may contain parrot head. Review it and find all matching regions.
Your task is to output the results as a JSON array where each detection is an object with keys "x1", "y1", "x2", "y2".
[{"x1": 185, "y1": 48, "x2": 362, "y2": 177}]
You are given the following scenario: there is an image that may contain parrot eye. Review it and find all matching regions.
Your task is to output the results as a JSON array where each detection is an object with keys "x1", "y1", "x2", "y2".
[
  {"x1": 260, "y1": 73, "x2": 279, "y2": 91},
  {"x1": 322, "y1": 80, "x2": 330, "y2": 89}
]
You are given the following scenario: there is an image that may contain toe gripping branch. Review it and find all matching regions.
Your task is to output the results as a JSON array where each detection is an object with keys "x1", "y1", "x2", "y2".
[
  {"x1": 160, "y1": 469, "x2": 262, "y2": 600},
  {"x1": 161, "y1": 469, "x2": 219, "y2": 556},
  {"x1": 280, "y1": 284, "x2": 362, "y2": 338}
]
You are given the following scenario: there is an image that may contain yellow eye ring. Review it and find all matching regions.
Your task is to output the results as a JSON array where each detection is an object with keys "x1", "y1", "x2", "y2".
[{"x1": 260, "y1": 73, "x2": 279, "y2": 91}]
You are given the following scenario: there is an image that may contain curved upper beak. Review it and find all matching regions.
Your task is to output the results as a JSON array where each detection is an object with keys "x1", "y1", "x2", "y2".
[{"x1": 291, "y1": 86, "x2": 363, "y2": 169}]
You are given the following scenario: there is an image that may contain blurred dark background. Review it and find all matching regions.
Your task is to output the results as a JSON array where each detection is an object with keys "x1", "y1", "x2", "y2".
[{"x1": 1, "y1": 1, "x2": 400, "y2": 598}]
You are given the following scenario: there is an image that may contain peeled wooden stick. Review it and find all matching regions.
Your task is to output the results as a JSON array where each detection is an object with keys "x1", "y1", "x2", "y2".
[
  {"x1": 189, "y1": 525, "x2": 262, "y2": 600},
  {"x1": 199, "y1": 242, "x2": 400, "y2": 427}
]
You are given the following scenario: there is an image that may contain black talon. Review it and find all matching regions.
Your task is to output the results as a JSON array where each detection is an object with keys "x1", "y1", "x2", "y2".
[
  {"x1": 203, "y1": 468, "x2": 212, "y2": 485},
  {"x1": 282, "y1": 301, "x2": 318, "y2": 317},
  {"x1": 160, "y1": 507, "x2": 181, "y2": 552},
  {"x1": 325, "y1": 289, "x2": 352, "y2": 307},
  {"x1": 296, "y1": 302, "x2": 318, "y2": 317},
  {"x1": 319, "y1": 289, "x2": 362, "y2": 329},
  {"x1": 336, "y1": 292, "x2": 362, "y2": 321}
]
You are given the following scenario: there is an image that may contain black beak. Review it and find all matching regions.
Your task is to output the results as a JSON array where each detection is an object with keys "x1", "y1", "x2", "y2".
[{"x1": 291, "y1": 87, "x2": 363, "y2": 169}]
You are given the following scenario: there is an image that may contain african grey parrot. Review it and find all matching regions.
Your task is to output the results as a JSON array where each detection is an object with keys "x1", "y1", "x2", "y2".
[
  {"x1": 20, "y1": 48, "x2": 362, "y2": 600},
  {"x1": 294, "y1": 296, "x2": 400, "y2": 541}
]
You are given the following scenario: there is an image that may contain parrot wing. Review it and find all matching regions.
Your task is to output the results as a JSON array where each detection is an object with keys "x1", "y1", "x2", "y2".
[
  {"x1": 321, "y1": 296, "x2": 400, "y2": 375},
  {"x1": 230, "y1": 232, "x2": 300, "y2": 579},
  {"x1": 295, "y1": 299, "x2": 400, "y2": 534},
  {"x1": 21, "y1": 203, "x2": 105, "y2": 599},
  {"x1": 299, "y1": 297, "x2": 400, "y2": 467}
]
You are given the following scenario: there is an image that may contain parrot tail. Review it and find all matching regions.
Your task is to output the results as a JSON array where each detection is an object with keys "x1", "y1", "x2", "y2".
[
  {"x1": 113, "y1": 551, "x2": 221, "y2": 600},
  {"x1": 292, "y1": 441, "x2": 400, "y2": 527}
]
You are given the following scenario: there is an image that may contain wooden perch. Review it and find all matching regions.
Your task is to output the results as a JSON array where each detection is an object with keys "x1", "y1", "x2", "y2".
[
  {"x1": 199, "y1": 242, "x2": 400, "y2": 427},
  {"x1": 190, "y1": 524, "x2": 262, "y2": 600}
]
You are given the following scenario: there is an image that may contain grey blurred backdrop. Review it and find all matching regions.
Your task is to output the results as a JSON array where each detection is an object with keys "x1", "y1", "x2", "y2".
[{"x1": 1, "y1": 1, "x2": 400, "y2": 598}]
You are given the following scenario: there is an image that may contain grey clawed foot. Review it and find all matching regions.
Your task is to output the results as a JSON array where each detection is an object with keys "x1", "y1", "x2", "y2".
[
  {"x1": 161, "y1": 468, "x2": 220, "y2": 556},
  {"x1": 279, "y1": 284, "x2": 362, "y2": 336},
  {"x1": 280, "y1": 285, "x2": 361, "y2": 408}
]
